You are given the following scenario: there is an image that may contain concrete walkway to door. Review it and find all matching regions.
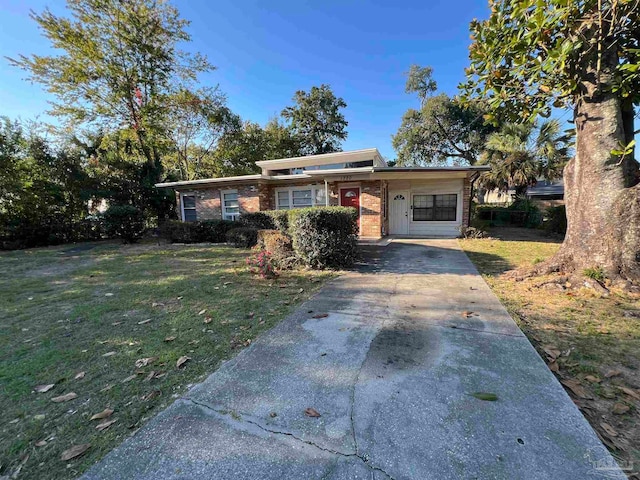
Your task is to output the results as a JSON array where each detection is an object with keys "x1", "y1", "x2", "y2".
[{"x1": 83, "y1": 239, "x2": 623, "y2": 480}]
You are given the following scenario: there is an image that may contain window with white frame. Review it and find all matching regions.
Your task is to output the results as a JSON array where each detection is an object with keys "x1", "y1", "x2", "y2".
[
  {"x1": 275, "y1": 185, "x2": 326, "y2": 210},
  {"x1": 412, "y1": 194, "x2": 457, "y2": 221},
  {"x1": 221, "y1": 189, "x2": 240, "y2": 220},
  {"x1": 181, "y1": 194, "x2": 197, "y2": 222}
]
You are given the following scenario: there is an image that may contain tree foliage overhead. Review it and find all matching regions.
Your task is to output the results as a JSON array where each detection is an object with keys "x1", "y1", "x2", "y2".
[
  {"x1": 281, "y1": 84, "x2": 348, "y2": 155},
  {"x1": 393, "y1": 65, "x2": 496, "y2": 166},
  {"x1": 478, "y1": 119, "x2": 572, "y2": 195}
]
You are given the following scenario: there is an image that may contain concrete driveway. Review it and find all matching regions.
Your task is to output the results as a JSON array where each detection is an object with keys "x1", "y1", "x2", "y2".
[{"x1": 84, "y1": 239, "x2": 623, "y2": 480}]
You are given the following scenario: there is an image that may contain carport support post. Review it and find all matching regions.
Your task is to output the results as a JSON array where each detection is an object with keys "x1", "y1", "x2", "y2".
[{"x1": 324, "y1": 180, "x2": 329, "y2": 206}]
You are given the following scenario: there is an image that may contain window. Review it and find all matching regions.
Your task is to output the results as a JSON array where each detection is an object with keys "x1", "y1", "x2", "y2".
[
  {"x1": 412, "y1": 194, "x2": 457, "y2": 221},
  {"x1": 221, "y1": 190, "x2": 240, "y2": 221},
  {"x1": 275, "y1": 185, "x2": 326, "y2": 210},
  {"x1": 182, "y1": 194, "x2": 197, "y2": 222}
]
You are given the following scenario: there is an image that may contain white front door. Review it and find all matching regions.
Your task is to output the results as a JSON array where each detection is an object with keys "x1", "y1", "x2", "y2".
[{"x1": 389, "y1": 191, "x2": 409, "y2": 235}]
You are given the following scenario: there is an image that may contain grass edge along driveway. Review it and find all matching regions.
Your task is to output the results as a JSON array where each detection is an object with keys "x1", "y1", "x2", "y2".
[{"x1": 0, "y1": 241, "x2": 334, "y2": 480}]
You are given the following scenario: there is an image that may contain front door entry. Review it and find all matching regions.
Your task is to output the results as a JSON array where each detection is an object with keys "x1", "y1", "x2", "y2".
[
  {"x1": 340, "y1": 187, "x2": 360, "y2": 233},
  {"x1": 389, "y1": 191, "x2": 409, "y2": 235}
]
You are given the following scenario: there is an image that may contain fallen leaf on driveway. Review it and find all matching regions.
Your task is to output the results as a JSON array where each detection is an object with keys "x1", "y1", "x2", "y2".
[
  {"x1": 51, "y1": 392, "x2": 77, "y2": 403},
  {"x1": 34, "y1": 384, "x2": 55, "y2": 393},
  {"x1": 164, "y1": 336, "x2": 176, "y2": 342},
  {"x1": 304, "y1": 408, "x2": 321, "y2": 417},
  {"x1": 176, "y1": 356, "x2": 191, "y2": 368},
  {"x1": 90, "y1": 408, "x2": 113, "y2": 421},
  {"x1": 61, "y1": 444, "x2": 90, "y2": 461},
  {"x1": 470, "y1": 392, "x2": 498, "y2": 401},
  {"x1": 612, "y1": 403, "x2": 630, "y2": 415},
  {"x1": 135, "y1": 357, "x2": 156, "y2": 368},
  {"x1": 461, "y1": 311, "x2": 473, "y2": 318},
  {"x1": 312, "y1": 313, "x2": 329, "y2": 319},
  {"x1": 96, "y1": 419, "x2": 117, "y2": 431},
  {"x1": 561, "y1": 379, "x2": 589, "y2": 399}
]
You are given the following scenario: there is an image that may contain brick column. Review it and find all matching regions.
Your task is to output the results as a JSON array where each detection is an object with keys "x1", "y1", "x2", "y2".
[{"x1": 462, "y1": 177, "x2": 471, "y2": 228}]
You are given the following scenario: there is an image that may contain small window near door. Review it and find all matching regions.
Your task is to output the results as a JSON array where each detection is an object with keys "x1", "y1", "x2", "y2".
[
  {"x1": 222, "y1": 190, "x2": 240, "y2": 221},
  {"x1": 182, "y1": 194, "x2": 197, "y2": 222},
  {"x1": 393, "y1": 194, "x2": 405, "y2": 201},
  {"x1": 413, "y1": 194, "x2": 457, "y2": 221}
]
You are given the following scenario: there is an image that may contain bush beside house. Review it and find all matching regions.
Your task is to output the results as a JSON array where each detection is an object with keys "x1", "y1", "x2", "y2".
[
  {"x1": 162, "y1": 219, "x2": 235, "y2": 243},
  {"x1": 103, "y1": 205, "x2": 146, "y2": 243}
]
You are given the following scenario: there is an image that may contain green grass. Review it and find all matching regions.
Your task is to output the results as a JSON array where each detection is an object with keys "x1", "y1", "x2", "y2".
[
  {"x1": 460, "y1": 228, "x2": 640, "y2": 471},
  {"x1": 0, "y1": 241, "x2": 334, "y2": 479}
]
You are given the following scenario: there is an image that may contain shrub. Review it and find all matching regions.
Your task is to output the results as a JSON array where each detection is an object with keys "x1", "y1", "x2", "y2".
[
  {"x1": 583, "y1": 267, "x2": 606, "y2": 282},
  {"x1": 544, "y1": 205, "x2": 567, "y2": 235},
  {"x1": 103, "y1": 205, "x2": 145, "y2": 243},
  {"x1": 239, "y1": 212, "x2": 276, "y2": 230},
  {"x1": 246, "y1": 250, "x2": 277, "y2": 278},
  {"x1": 266, "y1": 210, "x2": 289, "y2": 232},
  {"x1": 287, "y1": 206, "x2": 357, "y2": 269},
  {"x1": 226, "y1": 227, "x2": 258, "y2": 248},
  {"x1": 161, "y1": 219, "x2": 235, "y2": 243},
  {"x1": 256, "y1": 229, "x2": 296, "y2": 268}
]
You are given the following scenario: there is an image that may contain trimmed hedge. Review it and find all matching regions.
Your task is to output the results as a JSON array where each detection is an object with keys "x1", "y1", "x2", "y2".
[
  {"x1": 240, "y1": 210, "x2": 289, "y2": 232},
  {"x1": 103, "y1": 205, "x2": 145, "y2": 243},
  {"x1": 287, "y1": 206, "x2": 357, "y2": 269},
  {"x1": 257, "y1": 229, "x2": 296, "y2": 268},
  {"x1": 544, "y1": 205, "x2": 567, "y2": 234},
  {"x1": 162, "y1": 219, "x2": 235, "y2": 243},
  {"x1": 226, "y1": 227, "x2": 259, "y2": 248}
]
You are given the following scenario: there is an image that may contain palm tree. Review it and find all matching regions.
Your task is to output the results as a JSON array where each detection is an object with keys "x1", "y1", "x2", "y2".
[{"x1": 478, "y1": 120, "x2": 571, "y2": 197}]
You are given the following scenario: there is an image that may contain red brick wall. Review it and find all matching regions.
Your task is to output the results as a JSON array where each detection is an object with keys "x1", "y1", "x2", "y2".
[
  {"x1": 358, "y1": 181, "x2": 382, "y2": 238},
  {"x1": 176, "y1": 183, "x2": 260, "y2": 220},
  {"x1": 463, "y1": 177, "x2": 471, "y2": 228}
]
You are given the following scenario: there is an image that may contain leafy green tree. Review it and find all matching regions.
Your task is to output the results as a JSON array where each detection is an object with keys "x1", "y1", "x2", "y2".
[
  {"x1": 478, "y1": 120, "x2": 571, "y2": 196},
  {"x1": 210, "y1": 121, "x2": 266, "y2": 177},
  {"x1": 393, "y1": 65, "x2": 496, "y2": 166},
  {"x1": 263, "y1": 118, "x2": 302, "y2": 160},
  {"x1": 9, "y1": 0, "x2": 211, "y2": 219},
  {"x1": 460, "y1": 0, "x2": 640, "y2": 281},
  {"x1": 281, "y1": 84, "x2": 348, "y2": 155}
]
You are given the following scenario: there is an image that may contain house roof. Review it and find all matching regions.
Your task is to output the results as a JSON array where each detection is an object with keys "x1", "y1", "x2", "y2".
[
  {"x1": 255, "y1": 148, "x2": 386, "y2": 170},
  {"x1": 526, "y1": 181, "x2": 564, "y2": 197}
]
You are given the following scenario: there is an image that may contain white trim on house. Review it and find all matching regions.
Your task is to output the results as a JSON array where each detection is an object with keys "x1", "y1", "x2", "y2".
[
  {"x1": 274, "y1": 184, "x2": 326, "y2": 210},
  {"x1": 180, "y1": 192, "x2": 197, "y2": 222},
  {"x1": 256, "y1": 148, "x2": 385, "y2": 171},
  {"x1": 220, "y1": 189, "x2": 240, "y2": 221}
]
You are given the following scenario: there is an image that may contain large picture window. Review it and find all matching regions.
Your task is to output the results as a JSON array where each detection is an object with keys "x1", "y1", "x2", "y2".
[
  {"x1": 412, "y1": 194, "x2": 457, "y2": 221},
  {"x1": 221, "y1": 189, "x2": 240, "y2": 221},
  {"x1": 275, "y1": 185, "x2": 326, "y2": 210},
  {"x1": 181, "y1": 194, "x2": 197, "y2": 222}
]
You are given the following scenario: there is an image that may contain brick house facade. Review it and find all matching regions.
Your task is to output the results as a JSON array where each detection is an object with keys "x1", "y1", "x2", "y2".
[{"x1": 162, "y1": 149, "x2": 487, "y2": 239}]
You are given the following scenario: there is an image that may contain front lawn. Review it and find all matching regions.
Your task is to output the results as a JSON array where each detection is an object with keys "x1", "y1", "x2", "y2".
[
  {"x1": 460, "y1": 228, "x2": 640, "y2": 476},
  {"x1": 0, "y1": 241, "x2": 333, "y2": 479}
]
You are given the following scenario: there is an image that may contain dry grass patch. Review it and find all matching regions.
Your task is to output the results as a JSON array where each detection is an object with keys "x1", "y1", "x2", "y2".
[
  {"x1": 0, "y1": 241, "x2": 334, "y2": 479},
  {"x1": 460, "y1": 228, "x2": 640, "y2": 477}
]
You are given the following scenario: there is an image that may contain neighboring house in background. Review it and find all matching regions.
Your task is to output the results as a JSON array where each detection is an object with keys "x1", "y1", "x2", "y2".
[
  {"x1": 480, "y1": 180, "x2": 564, "y2": 207},
  {"x1": 156, "y1": 149, "x2": 489, "y2": 238}
]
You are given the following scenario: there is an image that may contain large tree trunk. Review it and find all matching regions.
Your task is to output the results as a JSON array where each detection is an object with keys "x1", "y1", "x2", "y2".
[{"x1": 544, "y1": 60, "x2": 640, "y2": 282}]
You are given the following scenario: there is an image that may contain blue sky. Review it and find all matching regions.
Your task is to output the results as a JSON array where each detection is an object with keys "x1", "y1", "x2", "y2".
[{"x1": 0, "y1": 0, "x2": 490, "y2": 160}]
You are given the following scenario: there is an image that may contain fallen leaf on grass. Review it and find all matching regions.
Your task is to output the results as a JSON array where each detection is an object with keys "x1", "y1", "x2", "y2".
[
  {"x1": 34, "y1": 384, "x2": 55, "y2": 393},
  {"x1": 137, "y1": 319, "x2": 152, "y2": 325},
  {"x1": 35, "y1": 440, "x2": 47, "y2": 447},
  {"x1": 203, "y1": 317, "x2": 212, "y2": 324},
  {"x1": 121, "y1": 374, "x2": 137, "y2": 383},
  {"x1": 164, "y1": 336, "x2": 176, "y2": 342},
  {"x1": 176, "y1": 356, "x2": 191, "y2": 368},
  {"x1": 96, "y1": 419, "x2": 117, "y2": 431},
  {"x1": 90, "y1": 408, "x2": 114, "y2": 421},
  {"x1": 548, "y1": 361, "x2": 559, "y2": 373},
  {"x1": 51, "y1": 392, "x2": 77, "y2": 403},
  {"x1": 604, "y1": 369, "x2": 622, "y2": 378},
  {"x1": 61, "y1": 444, "x2": 90, "y2": 461},
  {"x1": 471, "y1": 392, "x2": 498, "y2": 401},
  {"x1": 141, "y1": 390, "x2": 161, "y2": 402},
  {"x1": 102, "y1": 351, "x2": 117, "y2": 357},
  {"x1": 585, "y1": 375, "x2": 601, "y2": 384},
  {"x1": 105, "y1": 293, "x2": 114, "y2": 297},
  {"x1": 543, "y1": 348, "x2": 561, "y2": 360},
  {"x1": 612, "y1": 403, "x2": 630, "y2": 415},
  {"x1": 619, "y1": 387, "x2": 640, "y2": 401},
  {"x1": 600, "y1": 423, "x2": 618, "y2": 438},
  {"x1": 304, "y1": 408, "x2": 321, "y2": 417},
  {"x1": 135, "y1": 357, "x2": 156, "y2": 368},
  {"x1": 312, "y1": 313, "x2": 329, "y2": 319},
  {"x1": 74, "y1": 371, "x2": 85, "y2": 380},
  {"x1": 198, "y1": 309, "x2": 207, "y2": 315},
  {"x1": 561, "y1": 379, "x2": 589, "y2": 399}
]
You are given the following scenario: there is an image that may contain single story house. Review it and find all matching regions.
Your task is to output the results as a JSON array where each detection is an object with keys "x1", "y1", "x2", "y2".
[
  {"x1": 156, "y1": 148, "x2": 489, "y2": 239},
  {"x1": 481, "y1": 180, "x2": 564, "y2": 207}
]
